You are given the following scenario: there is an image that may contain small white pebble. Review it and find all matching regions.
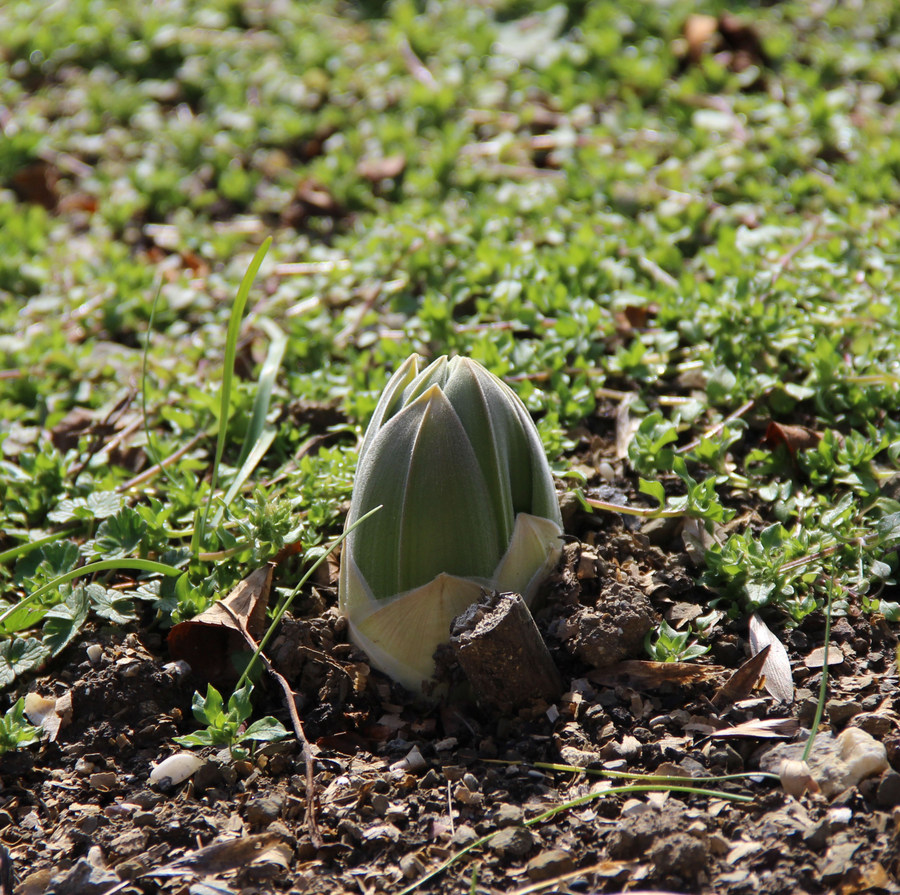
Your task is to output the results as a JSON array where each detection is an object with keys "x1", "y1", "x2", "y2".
[{"x1": 149, "y1": 752, "x2": 203, "y2": 787}]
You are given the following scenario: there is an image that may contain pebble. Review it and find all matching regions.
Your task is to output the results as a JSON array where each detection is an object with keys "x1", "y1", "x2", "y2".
[
  {"x1": 650, "y1": 832, "x2": 709, "y2": 877},
  {"x1": 245, "y1": 796, "x2": 282, "y2": 827},
  {"x1": 40, "y1": 858, "x2": 119, "y2": 895},
  {"x1": 452, "y1": 824, "x2": 479, "y2": 848},
  {"x1": 851, "y1": 712, "x2": 897, "y2": 739},
  {"x1": 400, "y1": 853, "x2": 425, "y2": 879},
  {"x1": 526, "y1": 848, "x2": 575, "y2": 881},
  {"x1": 495, "y1": 803, "x2": 524, "y2": 827},
  {"x1": 826, "y1": 698, "x2": 863, "y2": 726},
  {"x1": 74, "y1": 757, "x2": 96, "y2": 776},
  {"x1": 621, "y1": 799, "x2": 652, "y2": 818},
  {"x1": 133, "y1": 811, "x2": 157, "y2": 828},
  {"x1": 489, "y1": 826, "x2": 534, "y2": 859},
  {"x1": 876, "y1": 771, "x2": 900, "y2": 808},
  {"x1": 107, "y1": 827, "x2": 148, "y2": 861},
  {"x1": 453, "y1": 784, "x2": 483, "y2": 807},
  {"x1": 89, "y1": 772, "x2": 118, "y2": 791}
]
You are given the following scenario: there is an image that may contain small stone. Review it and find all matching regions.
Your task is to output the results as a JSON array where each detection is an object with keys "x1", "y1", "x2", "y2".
[
  {"x1": 86, "y1": 644, "x2": 104, "y2": 665},
  {"x1": 129, "y1": 790, "x2": 162, "y2": 810},
  {"x1": 133, "y1": 811, "x2": 157, "y2": 828},
  {"x1": 193, "y1": 760, "x2": 224, "y2": 792},
  {"x1": 107, "y1": 828, "x2": 148, "y2": 863},
  {"x1": 650, "y1": 832, "x2": 709, "y2": 877},
  {"x1": 495, "y1": 803, "x2": 524, "y2": 827},
  {"x1": 89, "y1": 772, "x2": 118, "y2": 791},
  {"x1": 385, "y1": 804, "x2": 408, "y2": 826},
  {"x1": 337, "y1": 819, "x2": 363, "y2": 843},
  {"x1": 827, "y1": 806, "x2": 852, "y2": 827},
  {"x1": 827, "y1": 698, "x2": 863, "y2": 727},
  {"x1": 876, "y1": 771, "x2": 900, "y2": 808},
  {"x1": 453, "y1": 784, "x2": 483, "y2": 807},
  {"x1": 803, "y1": 819, "x2": 831, "y2": 851},
  {"x1": 820, "y1": 835, "x2": 862, "y2": 881},
  {"x1": 45, "y1": 858, "x2": 119, "y2": 894},
  {"x1": 420, "y1": 769, "x2": 441, "y2": 788},
  {"x1": 74, "y1": 757, "x2": 96, "y2": 776},
  {"x1": 452, "y1": 824, "x2": 479, "y2": 848},
  {"x1": 462, "y1": 773, "x2": 480, "y2": 791},
  {"x1": 851, "y1": 712, "x2": 897, "y2": 739},
  {"x1": 526, "y1": 849, "x2": 575, "y2": 881},
  {"x1": 245, "y1": 796, "x2": 283, "y2": 828},
  {"x1": 489, "y1": 826, "x2": 534, "y2": 859},
  {"x1": 707, "y1": 832, "x2": 731, "y2": 856},
  {"x1": 400, "y1": 853, "x2": 425, "y2": 879},
  {"x1": 621, "y1": 799, "x2": 652, "y2": 818}
]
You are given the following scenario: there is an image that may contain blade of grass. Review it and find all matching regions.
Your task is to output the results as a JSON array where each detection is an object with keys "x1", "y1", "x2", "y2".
[
  {"x1": 197, "y1": 237, "x2": 272, "y2": 552},
  {"x1": 235, "y1": 317, "x2": 286, "y2": 471},
  {"x1": 802, "y1": 574, "x2": 836, "y2": 762},
  {"x1": 141, "y1": 278, "x2": 178, "y2": 489},
  {"x1": 0, "y1": 527, "x2": 78, "y2": 567},
  {"x1": 216, "y1": 427, "x2": 278, "y2": 525},
  {"x1": 504, "y1": 761, "x2": 780, "y2": 783}
]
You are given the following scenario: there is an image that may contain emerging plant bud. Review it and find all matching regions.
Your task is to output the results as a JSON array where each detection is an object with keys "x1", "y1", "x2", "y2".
[{"x1": 339, "y1": 355, "x2": 563, "y2": 691}]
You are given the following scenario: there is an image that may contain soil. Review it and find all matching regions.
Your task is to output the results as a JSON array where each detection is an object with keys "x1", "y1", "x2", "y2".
[{"x1": 4, "y1": 496, "x2": 900, "y2": 895}]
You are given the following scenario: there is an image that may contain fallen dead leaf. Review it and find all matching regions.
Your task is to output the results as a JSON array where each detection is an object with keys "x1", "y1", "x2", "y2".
[
  {"x1": 23, "y1": 690, "x2": 72, "y2": 743},
  {"x1": 805, "y1": 645, "x2": 843, "y2": 669},
  {"x1": 589, "y1": 660, "x2": 724, "y2": 688},
  {"x1": 357, "y1": 154, "x2": 406, "y2": 182},
  {"x1": 762, "y1": 421, "x2": 823, "y2": 457},
  {"x1": 748, "y1": 613, "x2": 794, "y2": 703},
  {"x1": 706, "y1": 717, "x2": 799, "y2": 741},
  {"x1": 712, "y1": 644, "x2": 771, "y2": 709},
  {"x1": 167, "y1": 565, "x2": 272, "y2": 686}
]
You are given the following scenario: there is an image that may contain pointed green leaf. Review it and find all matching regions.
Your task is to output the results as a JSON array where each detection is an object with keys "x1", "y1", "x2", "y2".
[{"x1": 348, "y1": 385, "x2": 500, "y2": 598}]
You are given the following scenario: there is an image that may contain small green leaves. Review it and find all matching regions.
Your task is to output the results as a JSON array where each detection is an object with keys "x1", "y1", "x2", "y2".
[
  {"x1": 0, "y1": 698, "x2": 41, "y2": 755},
  {"x1": 645, "y1": 619, "x2": 710, "y2": 663},
  {"x1": 0, "y1": 638, "x2": 49, "y2": 689},
  {"x1": 174, "y1": 684, "x2": 288, "y2": 760},
  {"x1": 47, "y1": 491, "x2": 124, "y2": 524}
]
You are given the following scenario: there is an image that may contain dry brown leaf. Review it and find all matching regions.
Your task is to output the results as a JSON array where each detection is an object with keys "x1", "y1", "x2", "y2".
[
  {"x1": 589, "y1": 659, "x2": 725, "y2": 688},
  {"x1": 357, "y1": 154, "x2": 406, "y2": 182},
  {"x1": 708, "y1": 717, "x2": 799, "y2": 740},
  {"x1": 804, "y1": 645, "x2": 843, "y2": 669},
  {"x1": 615, "y1": 394, "x2": 640, "y2": 460},
  {"x1": 23, "y1": 690, "x2": 73, "y2": 743},
  {"x1": 167, "y1": 565, "x2": 272, "y2": 686},
  {"x1": 748, "y1": 613, "x2": 794, "y2": 703},
  {"x1": 172, "y1": 833, "x2": 282, "y2": 874},
  {"x1": 711, "y1": 644, "x2": 770, "y2": 709},
  {"x1": 762, "y1": 421, "x2": 823, "y2": 457}
]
